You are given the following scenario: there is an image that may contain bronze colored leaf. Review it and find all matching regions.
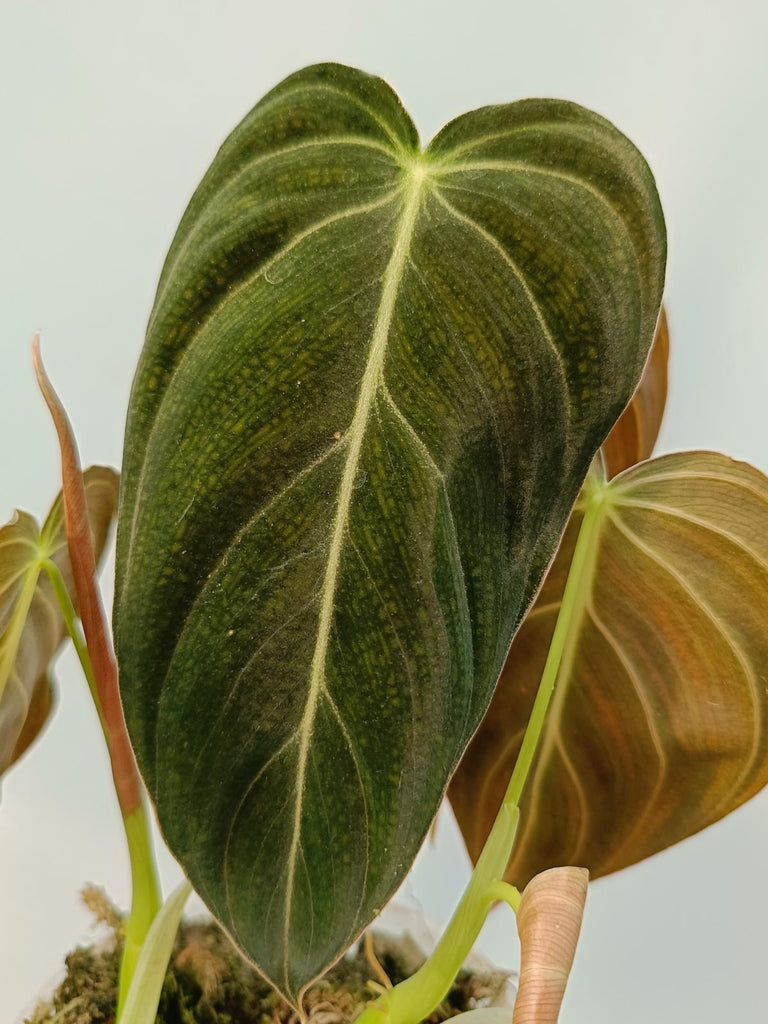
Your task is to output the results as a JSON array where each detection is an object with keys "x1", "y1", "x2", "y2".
[
  {"x1": 513, "y1": 867, "x2": 588, "y2": 1024},
  {"x1": 601, "y1": 307, "x2": 669, "y2": 478},
  {"x1": 8, "y1": 671, "x2": 55, "y2": 766},
  {"x1": 0, "y1": 466, "x2": 119, "y2": 776},
  {"x1": 450, "y1": 453, "x2": 768, "y2": 885}
]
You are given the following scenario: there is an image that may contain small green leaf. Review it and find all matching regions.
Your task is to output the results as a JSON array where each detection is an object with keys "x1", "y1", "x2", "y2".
[
  {"x1": 450, "y1": 453, "x2": 768, "y2": 885},
  {"x1": 114, "y1": 62, "x2": 665, "y2": 1000},
  {"x1": 119, "y1": 880, "x2": 192, "y2": 1024},
  {"x1": 0, "y1": 467, "x2": 119, "y2": 776}
]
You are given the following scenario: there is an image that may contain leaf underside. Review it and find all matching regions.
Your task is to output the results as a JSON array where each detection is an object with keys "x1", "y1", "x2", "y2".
[
  {"x1": 450, "y1": 452, "x2": 768, "y2": 886},
  {"x1": 114, "y1": 62, "x2": 665, "y2": 1000},
  {"x1": 601, "y1": 306, "x2": 668, "y2": 479},
  {"x1": 0, "y1": 467, "x2": 119, "y2": 777}
]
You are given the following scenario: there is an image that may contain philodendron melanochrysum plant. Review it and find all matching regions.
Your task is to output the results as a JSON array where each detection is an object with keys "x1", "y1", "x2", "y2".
[{"x1": 4, "y1": 63, "x2": 768, "y2": 1024}]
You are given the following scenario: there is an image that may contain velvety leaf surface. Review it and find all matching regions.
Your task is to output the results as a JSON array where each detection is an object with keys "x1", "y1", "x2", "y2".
[
  {"x1": 450, "y1": 453, "x2": 768, "y2": 886},
  {"x1": 601, "y1": 306, "x2": 669, "y2": 478},
  {"x1": 0, "y1": 467, "x2": 119, "y2": 776},
  {"x1": 114, "y1": 62, "x2": 665, "y2": 999}
]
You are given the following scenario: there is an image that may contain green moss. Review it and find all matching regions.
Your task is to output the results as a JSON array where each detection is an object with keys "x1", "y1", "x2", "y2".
[{"x1": 27, "y1": 895, "x2": 509, "y2": 1024}]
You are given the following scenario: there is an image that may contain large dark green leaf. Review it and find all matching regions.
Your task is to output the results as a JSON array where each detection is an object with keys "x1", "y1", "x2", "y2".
[
  {"x1": 450, "y1": 453, "x2": 768, "y2": 886},
  {"x1": 114, "y1": 63, "x2": 665, "y2": 1000}
]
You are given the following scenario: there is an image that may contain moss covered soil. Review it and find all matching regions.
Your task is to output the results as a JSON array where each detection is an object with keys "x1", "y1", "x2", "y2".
[{"x1": 27, "y1": 888, "x2": 510, "y2": 1024}]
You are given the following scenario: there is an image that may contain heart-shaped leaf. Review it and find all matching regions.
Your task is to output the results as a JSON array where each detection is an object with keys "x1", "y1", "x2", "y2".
[
  {"x1": 450, "y1": 452, "x2": 768, "y2": 885},
  {"x1": 601, "y1": 306, "x2": 668, "y2": 478},
  {"x1": 114, "y1": 62, "x2": 665, "y2": 1000},
  {"x1": 0, "y1": 466, "x2": 119, "y2": 777}
]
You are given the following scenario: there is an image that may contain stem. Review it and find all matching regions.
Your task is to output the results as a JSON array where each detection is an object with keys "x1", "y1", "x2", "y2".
[
  {"x1": 504, "y1": 478, "x2": 607, "y2": 809},
  {"x1": 483, "y1": 881, "x2": 521, "y2": 912},
  {"x1": 43, "y1": 559, "x2": 160, "y2": 1018},
  {"x1": 44, "y1": 560, "x2": 103, "y2": 722},
  {"x1": 34, "y1": 340, "x2": 162, "y2": 1016},
  {"x1": 119, "y1": 804, "x2": 162, "y2": 1016},
  {"x1": 355, "y1": 474, "x2": 608, "y2": 1024},
  {"x1": 364, "y1": 803, "x2": 520, "y2": 1024}
]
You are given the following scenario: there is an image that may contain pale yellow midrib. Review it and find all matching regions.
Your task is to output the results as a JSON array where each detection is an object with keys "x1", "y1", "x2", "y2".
[
  {"x1": 281, "y1": 168, "x2": 426, "y2": 983},
  {"x1": 0, "y1": 565, "x2": 42, "y2": 704}
]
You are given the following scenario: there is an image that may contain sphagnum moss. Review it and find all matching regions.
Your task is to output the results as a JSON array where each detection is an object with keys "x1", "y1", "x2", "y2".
[{"x1": 27, "y1": 892, "x2": 510, "y2": 1024}]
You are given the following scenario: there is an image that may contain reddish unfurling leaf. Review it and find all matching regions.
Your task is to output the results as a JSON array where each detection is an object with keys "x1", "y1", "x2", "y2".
[{"x1": 33, "y1": 335, "x2": 141, "y2": 815}]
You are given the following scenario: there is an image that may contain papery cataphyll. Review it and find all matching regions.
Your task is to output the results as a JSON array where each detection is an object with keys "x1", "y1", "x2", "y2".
[{"x1": 4, "y1": 63, "x2": 767, "y2": 1024}]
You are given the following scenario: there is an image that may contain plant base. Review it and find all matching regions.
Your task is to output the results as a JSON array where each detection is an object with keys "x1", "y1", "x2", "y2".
[{"x1": 26, "y1": 890, "x2": 510, "y2": 1024}]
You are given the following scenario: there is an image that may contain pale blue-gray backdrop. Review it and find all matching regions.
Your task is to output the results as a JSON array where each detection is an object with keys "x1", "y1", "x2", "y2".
[{"x1": 2, "y1": 1, "x2": 767, "y2": 1020}]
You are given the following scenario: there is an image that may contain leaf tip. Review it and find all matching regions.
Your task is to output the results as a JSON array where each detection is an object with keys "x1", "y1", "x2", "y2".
[{"x1": 32, "y1": 332, "x2": 75, "y2": 450}]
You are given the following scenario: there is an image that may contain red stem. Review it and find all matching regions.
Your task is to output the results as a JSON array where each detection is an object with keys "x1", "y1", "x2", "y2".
[{"x1": 33, "y1": 335, "x2": 141, "y2": 816}]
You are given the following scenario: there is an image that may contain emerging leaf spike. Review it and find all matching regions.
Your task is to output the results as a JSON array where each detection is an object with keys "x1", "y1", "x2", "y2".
[
  {"x1": 32, "y1": 334, "x2": 140, "y2": 815},
  {"x1": 32, "y1": 335, "x2": 161, "y2": 1011},
  {"x1": 513, "y1": 867, "x2": 588, "y2": 1024}
]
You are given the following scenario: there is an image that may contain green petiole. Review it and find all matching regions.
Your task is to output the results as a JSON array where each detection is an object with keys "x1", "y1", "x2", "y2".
[
  {"x1": 356, "y1": 469, "x2": 608, "y2": 1024},
  {"x1": 503, "y1": 469, "x2": 608, "y2": 811},
  {"x1": 119, "y1": 804, "x2": 162, "y2": 1017},
  {"x1": 358, "y1": 802, "x2": 521, "y2": 1024},
  {"x1": 43, "y1": 558, "x2": 160, "y2": 1019}
]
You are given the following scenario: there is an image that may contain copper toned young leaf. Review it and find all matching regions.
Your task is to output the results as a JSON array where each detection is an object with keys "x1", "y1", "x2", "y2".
[
  {"x1": 450, "y1": 453, "x2": 768, "y2": 885},
  {"x1": 601, "y1": 307, "x2": 669, "y2": 478},
  {"x1": 8, "y1": 671, "x2": 55, "y2": 766},
  {"x1": 0, "y1": 467, "x2": 119, "y2": 777}
]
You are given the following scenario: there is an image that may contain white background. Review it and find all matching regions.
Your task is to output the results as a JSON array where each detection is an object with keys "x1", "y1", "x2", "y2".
[{"x1": 1, "y1": 2, "x2": 767, "y2": 1021}]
